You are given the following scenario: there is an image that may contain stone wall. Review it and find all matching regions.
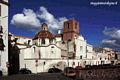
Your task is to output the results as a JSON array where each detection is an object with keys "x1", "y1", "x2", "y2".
[{"x1": 76, "y1": 65, "x2": 120, "y2": 80}]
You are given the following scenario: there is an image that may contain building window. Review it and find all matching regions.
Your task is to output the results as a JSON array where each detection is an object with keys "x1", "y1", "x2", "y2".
[
  {"x1": 0, "y1": 25, "x2": 3, "y2": 33},
  {"x1": 80, "y1": 56, "x2": 82, "y2": 59},
  {"x1": 74, "y1": 44, "x2": 76, "y2": 52},
  {"x1": 28, "y1": 40, "x2": 31, "y2": 45},
  {"x1": 33, "y1": 47, "x2": 35, "y2": 53},
  {"x1": 0, "y1": 55, "x2": 1, "y2": 66},
  {"x1": 73, "y1": 62, "x2": 75, "y2": 65},
  {"x1": 105, "y1": 57, "x2": 106, "y2": 60},
  {"x1": 80, "y1": 46, "x2": 83, "y2": 52},
  {"x1": 75, "y1": 22, "x2": 77, "y2": 29},
  {"x1": 101, "y1": 61, "x2": 104, "y2": 64},
  {"x1": 41, "y1": 39, "x2": 45, "y2": 44},
  {"x1": 0, "y1": 36, "x2": 5, "y2": 51},
  {"x1": 84, "y1": 61, "x2": 86, "y2": 65},
  {"x1": 51, "y1": 46, "x2": 54, "y2": 48},
  {"x1": 51, "y1": 51, "x2": 54, "y2": 53},
  {"x1": 49, "y1": 39, "x2": 53, "y2": 43},
  {"x1": 51, "y1": 47, "x2": 54, "y2": 54},
  {"x1": 115, "y1": 53, "x2": 117, "y2": 59},
  {"x1": 92, "y1": 56, "x2": 94, "y2": 59},
  {"x1": 0, "y1": 5, "x2": 1, "y2": 16},
  {"x1": 67, "y1": 23, "x2": 69, "y2": 29},
  {"x1": 68, "y1": 62, "x2": 69, "y2": 66},
  {"x1": 43, "y1": 61, "x2": 46, "y2": 65}
]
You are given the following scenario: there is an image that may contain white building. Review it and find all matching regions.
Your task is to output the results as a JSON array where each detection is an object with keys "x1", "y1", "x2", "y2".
[
  {"x1": 10, "y1": 19, "x2": 111, "y2": 73},
  {"x1": 94, "y1": 47, "x2": 117, "y2": 65},
  {"x1": 0, "y1": 0, "x2": 8, "y2": 75}
]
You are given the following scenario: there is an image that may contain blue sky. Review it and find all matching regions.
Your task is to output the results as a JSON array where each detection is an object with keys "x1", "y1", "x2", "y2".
[{"x1": 9, "y1": 0, "x2": 120, "y2": 51}]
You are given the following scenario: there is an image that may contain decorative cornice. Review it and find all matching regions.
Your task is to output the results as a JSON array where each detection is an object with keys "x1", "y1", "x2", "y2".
[{"x1": 0, "y1": 0, "x2": 9, "y2": 6}]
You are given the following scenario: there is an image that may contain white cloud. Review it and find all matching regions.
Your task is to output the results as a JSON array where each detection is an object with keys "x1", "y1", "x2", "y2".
[
  {"x1": 38, "y1": 6, "x2": 55, "y2": 23},
  {"x1": 102, "y1": 27, "x2": 120, "y2": 51},
  {"x1": 102, "y1": 39, "x2": 120, "y2": 47},
  {"x1": 11, "y1": 8, "x2": 41, "y2": 29},
  {"x1": 37, "y1": 6, "x2": 68, "y2": 33},
  {"x1": 102, "y1": 39, "x2": 116, "y2": 44},
  {"x1": 11, "y1": 6, "x2": 68, "y2": 33},
  {"x1": 103, "y1": 27, "x2": 120, "y2": 39}
]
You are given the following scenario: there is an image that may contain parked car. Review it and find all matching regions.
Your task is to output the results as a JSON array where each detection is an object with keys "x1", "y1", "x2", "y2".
[
  {"x1": 19, "y1": 68, "x2": 32, "y2": 74},
  {"x1": 48, "y1": 68, "x2": 62, "y2": 73},
  {"x1": 0, "y1": 70, "x2": 2, "y2": 76},
  {"x1": 64, "y1": 67, "x2": 76, "y2": 77}
]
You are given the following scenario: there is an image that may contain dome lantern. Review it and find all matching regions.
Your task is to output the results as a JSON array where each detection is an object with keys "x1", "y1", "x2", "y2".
[{"x1": 42, "y1": 23, "x2": 48, "y2": 31}]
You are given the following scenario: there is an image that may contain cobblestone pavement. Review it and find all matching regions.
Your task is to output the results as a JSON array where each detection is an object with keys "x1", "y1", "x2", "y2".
[{"x1": 0, "y1": 73, "x2": 74, "y2": 80}]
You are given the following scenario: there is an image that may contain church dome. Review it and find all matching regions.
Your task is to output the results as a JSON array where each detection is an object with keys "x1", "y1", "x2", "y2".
[
  {"x1": 33, "y1": 23, "x2": 53, "y2": 40},
  {"x1": 33, "y1": 31, "x2": 53, "y2": 40}
]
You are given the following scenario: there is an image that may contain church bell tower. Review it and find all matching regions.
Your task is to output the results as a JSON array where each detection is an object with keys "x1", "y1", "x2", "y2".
[{"x1": 63, "y1": 19, "x2": 80, "y2": 41}]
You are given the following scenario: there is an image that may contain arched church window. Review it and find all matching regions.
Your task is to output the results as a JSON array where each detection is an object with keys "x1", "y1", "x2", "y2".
[
  {"x1": 28, "y1": 40, "x2": 31, "y2": 45},
  {"x1": 41, "y1": 39, "x2": 45, "y2": 44},
  {"x1": 80, "y1": 56, "x2": 82, "y2": 59},
  {"x1": 67, "y1": 23, "x2": 69, "y2": 29}
]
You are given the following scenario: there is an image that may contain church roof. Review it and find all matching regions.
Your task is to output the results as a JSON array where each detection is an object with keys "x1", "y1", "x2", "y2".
[{"x1": 33, "y1": 31, "x2": 53, "y2": 40}]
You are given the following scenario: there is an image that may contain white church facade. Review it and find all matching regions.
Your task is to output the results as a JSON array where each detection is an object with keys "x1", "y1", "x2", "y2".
[{"x1": 9, "y1": 19, "x2": 111, "y2": 73}]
